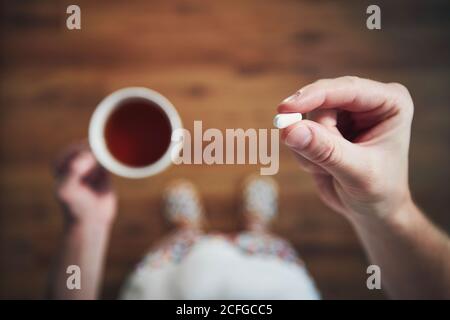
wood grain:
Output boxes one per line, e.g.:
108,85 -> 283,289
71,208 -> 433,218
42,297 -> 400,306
0,0 -> 449,299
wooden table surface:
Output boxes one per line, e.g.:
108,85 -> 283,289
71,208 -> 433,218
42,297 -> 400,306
0,0 -> 449,299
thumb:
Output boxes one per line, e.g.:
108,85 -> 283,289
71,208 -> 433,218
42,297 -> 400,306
282,120 -> 368,186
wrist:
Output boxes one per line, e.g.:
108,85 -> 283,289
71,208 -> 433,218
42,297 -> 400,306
64,216 -> 113,235
349,195 -> 419,234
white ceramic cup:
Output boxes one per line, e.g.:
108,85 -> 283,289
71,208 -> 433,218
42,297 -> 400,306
89,87 -> 182,178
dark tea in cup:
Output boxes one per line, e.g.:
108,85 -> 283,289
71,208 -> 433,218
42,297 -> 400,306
89,87 -> 182,178
104,98 -> 172,167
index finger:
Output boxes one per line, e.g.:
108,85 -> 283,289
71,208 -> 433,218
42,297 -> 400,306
277,76 -> 409,114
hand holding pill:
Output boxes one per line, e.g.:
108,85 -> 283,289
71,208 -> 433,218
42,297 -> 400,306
276,76 -> 414,220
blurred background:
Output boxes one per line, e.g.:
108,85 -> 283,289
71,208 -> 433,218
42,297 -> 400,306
0,0 -> 449,299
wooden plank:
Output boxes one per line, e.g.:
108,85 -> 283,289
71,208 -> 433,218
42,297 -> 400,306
0,0 -> 449,299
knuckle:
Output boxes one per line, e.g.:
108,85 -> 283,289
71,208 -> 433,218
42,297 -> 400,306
389,82 -> 414,116
309,140 -> 340,168
389,82 -> 409,96
340,75 -> 360,85
313,78 -> 331,86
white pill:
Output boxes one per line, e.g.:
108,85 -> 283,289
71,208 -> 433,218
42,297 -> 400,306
273,113 -> 303,129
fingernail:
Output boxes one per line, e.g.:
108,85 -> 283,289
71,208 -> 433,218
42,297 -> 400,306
282,90 -> 302,103
282,95 -> 295,103
284,125 -> 312,150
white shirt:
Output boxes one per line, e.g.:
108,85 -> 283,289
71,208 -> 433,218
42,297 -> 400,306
120,237 -> 320,300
